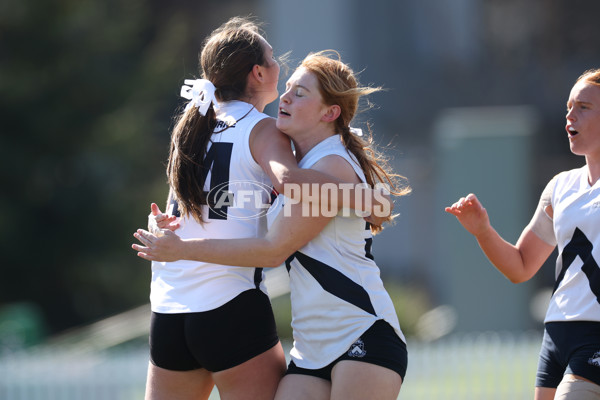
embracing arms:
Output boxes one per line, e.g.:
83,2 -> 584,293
250,118 -> 392,222
133,154 -> 361,267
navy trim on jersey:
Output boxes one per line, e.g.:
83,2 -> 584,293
554,228 -> 600,305
169,198 -> 181,218
285,251 -> 377,316
364,222 -> 374,260
364,238 -> 374,261
254,268 -> 263,289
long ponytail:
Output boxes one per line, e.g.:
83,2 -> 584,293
166,17 -> 267,223
167,106 -> 217,222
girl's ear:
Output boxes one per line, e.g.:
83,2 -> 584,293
321,104 -> 341,122
250,64 -> 264,82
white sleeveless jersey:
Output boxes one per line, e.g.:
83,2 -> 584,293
544,166 -> 600,323
268,135 -> 406,369
150,101 -> 273,313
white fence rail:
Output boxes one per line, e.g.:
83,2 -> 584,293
0,331 -> 542,400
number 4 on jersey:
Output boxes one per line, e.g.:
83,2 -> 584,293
203,142 -> 233,220
167,142 -> 233,220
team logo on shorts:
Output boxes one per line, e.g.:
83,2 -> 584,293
589,351 -> 600,367
348,338 -> 367,358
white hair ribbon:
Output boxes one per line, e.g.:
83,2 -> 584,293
180,79 -> 220,116
349,126 -> 363,137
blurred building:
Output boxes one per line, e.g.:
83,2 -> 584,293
258,0 -> 600,333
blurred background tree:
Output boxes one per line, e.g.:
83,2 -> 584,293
0,0 -> 253,336
3,0 -> 600,344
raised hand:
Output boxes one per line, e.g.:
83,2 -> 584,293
444,193 -> 491,238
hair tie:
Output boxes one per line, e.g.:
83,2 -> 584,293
349,126 -> 363,137
180,79 -> 220,116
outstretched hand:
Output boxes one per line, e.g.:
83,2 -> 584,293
132,228 -> 185,262
444,193 -> 491,237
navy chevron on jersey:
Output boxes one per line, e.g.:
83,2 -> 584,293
545,166 -> 600,323
150,101 -> 273,313
268,135 -> 405,370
